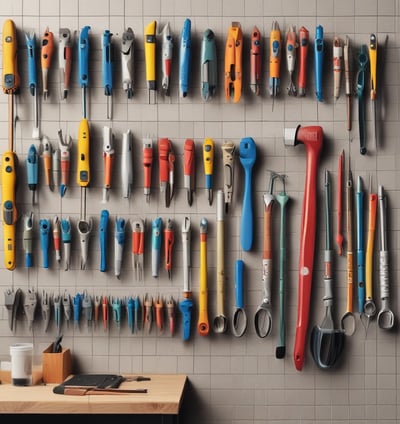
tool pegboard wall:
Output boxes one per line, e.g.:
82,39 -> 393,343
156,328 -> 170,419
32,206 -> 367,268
1,1 -> 400,423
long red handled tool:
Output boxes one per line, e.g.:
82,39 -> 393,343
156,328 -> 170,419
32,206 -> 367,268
284,125 -> 323,371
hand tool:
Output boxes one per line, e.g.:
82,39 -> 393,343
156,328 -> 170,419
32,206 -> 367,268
201,28 -> 217,101
221,141 -> 235,213
377,185 -> 395,330
161,22 -> 173,97
311,170 -> 345,369
164,218 -> 174,279
143,293 -> 153,333
285,25 -> 297,96
82,290 -> 93,330
232,259 -> 247,337
62,290 -> 71,328
53,215 -> 61,264
25,31 -> 40,138
362,176 -> 377,333
99,209 -> 109,272
121,27 -> 134,99
152,217 -> 163,278
144,20 -> 157,104
356,44 -> 369,155
203,138 -> 214,205
41,27 -> 54,100
333,36 -> 343,100
52,144 -> 61,192
336,150 -> 344,256
213,190 -> 228,334
143,136 -> 153,203
102,126 -> 114,202
255,172 -> 282,339
112,297 -> 122,331
269,20 -> 282,109
179,18 -> 192,98
61,217 -> 71,271
197,217 -> 209,336
114,216 -> 126,279
132,218 -> 144,281
184,138 -> 195,206
179,216 -> 193,340
133,295 -> 141,333
73,292 -> 82,329
2,19 -> 20,271
26,144 -> 39,204
79,25 -> 90,118
53,294 -> 62,334
297,26 -> 309,97
102,29 -> 114,119
102,295 -> 109,332
23,212 -> 34,267
344,36 -> 352,132
154,294 -> 164,333
224,22 -> 243,103
239,137 -> 256,251
340,164 -> 356,336
166,296 -> 176,336
121,129 -> 133,198
250,26 -> 261,95
41,135 -> 53,190
314,25 -> 324,102
58,28 -> 72,100
39,218 -> 51,268
356,176 -> 365,316
4,288 -> 22,331
24,287 -> 37,331
58,128 -> 72,197
63,387 -> 148,396
42,289 -> 51,331
369,34 -> 377,149
284,125 -> 323,371
158,138 -> 175,207
78,216 -> 93,270
126,296 -> 135,333
275,175 -> 289,359
94,295 -> 101,328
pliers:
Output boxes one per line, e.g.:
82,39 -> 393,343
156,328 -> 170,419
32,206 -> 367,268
158,138 -> 175,207
131,218 -> 145,281
224,22 -> 243,103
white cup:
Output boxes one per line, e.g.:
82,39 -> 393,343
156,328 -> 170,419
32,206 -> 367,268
10,343 -> 33,386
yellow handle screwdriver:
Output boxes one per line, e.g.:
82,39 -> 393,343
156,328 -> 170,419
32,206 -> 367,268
77,118 -> 90,214
144,21 -> 157,104
2,19 -> 20,270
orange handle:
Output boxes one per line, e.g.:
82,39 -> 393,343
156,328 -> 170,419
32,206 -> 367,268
103,153 -> 113,189
41,28 -> 54,69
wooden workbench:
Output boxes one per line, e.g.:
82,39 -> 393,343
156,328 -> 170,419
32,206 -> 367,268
0,374 -> 187,422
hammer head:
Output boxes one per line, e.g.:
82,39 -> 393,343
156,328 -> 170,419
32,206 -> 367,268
284,125 -> 324,153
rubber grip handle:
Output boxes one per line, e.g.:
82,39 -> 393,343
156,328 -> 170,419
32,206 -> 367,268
240,164 -> 253,251
78,26 -> 91,87
99,210 -> 109,272
235,259 -> 244,309
179,297 -> 193,341
197,233 -> 209,336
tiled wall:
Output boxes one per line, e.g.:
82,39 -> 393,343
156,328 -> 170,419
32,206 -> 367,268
1,0 -> 400,423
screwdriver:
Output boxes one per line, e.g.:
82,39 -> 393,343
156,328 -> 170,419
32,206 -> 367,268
1,19 -> 20,271
203,138 -> 214,205
26,144 -> 39,204
164,218 -> 174,279
179,18 -> 192,98
269,21 -> 281,110
102,30 -> 114,120
41,27 -> 54,100
25,31 -> 40,139
121,27 -> 134,99
143,136 -> 153,203
184,139 -> 195,206
59,28 -> 72,100
79,25 -> 91,118
144,20 -> 157,104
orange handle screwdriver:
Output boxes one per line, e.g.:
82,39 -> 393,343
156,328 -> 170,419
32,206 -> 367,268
41,27 -> 54,99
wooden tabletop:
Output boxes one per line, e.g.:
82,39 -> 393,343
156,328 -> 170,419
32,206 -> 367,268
0,374 -> 187,415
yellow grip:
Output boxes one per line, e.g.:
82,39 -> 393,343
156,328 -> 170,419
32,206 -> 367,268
197,237 -> 209,336
144,21 -> 157,88
203,138 -> 214,176
2,19 -> 20,94
369,35 -> 377,99
77,118 -> 90,187
1,150 -> 18,270
365,193 -> 377,300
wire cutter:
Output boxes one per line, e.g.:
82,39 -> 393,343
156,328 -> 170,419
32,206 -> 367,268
201,28 -> 217,101
250,26 -> 261,95
184,139 -> 195,206
121,27 -> 134,99
114,216 -> 126,279
224,22 -> 242,103
58,129 -> 72,197
158,138 -> 175,207
131,218 -> 144,281
164,218 -> 174,279
59,28 -> 72,100
161,22 -> 173,97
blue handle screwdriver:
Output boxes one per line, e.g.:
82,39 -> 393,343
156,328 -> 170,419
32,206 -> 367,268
179,18 -> 191,98
39,218 -> 51,269
102,29 -> 114,119
26,144 -> 39,204
99,209 -> 109,272
25,31 -> 39,139
314,25 -> 324,102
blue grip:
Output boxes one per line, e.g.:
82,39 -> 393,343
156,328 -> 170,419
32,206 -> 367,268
61,218 -> 71,243
179,18 -> 191,97
73,293 -> 82,323
179,298 -> 193,341
127,297 -> 134,331
102,30 -> 113,95
39,219 -> 51,269
99,210 -> 109,272
25,253 -> 33,268
205,174 -> 212,190
152,217 -> 163,250
25,34 -> 37,95
26,144 -> 38,186
115,217 -> 126,245
235,259 -> 244,309
79,26 -> 91,87
314,25 -> 324,102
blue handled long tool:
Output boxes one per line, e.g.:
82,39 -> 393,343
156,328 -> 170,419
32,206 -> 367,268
102,30 -> 113,119
201,28 -> 217,101
356,176 -> 365,316
25,32 -> 39,139
239,137 -> 256,251
114,216 -> 126,279
26,144 -> 39,204
23,212 -> 34,268
151,217 -> 163,278
179,18 -> 191,98
99,209 -> 109,272
79,25 -> 90,118
356,45 -> 369,155
314,25 -> 324,102
39,218 -> 51,269
61,217 -> 71,271
232,259 -> 247,337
